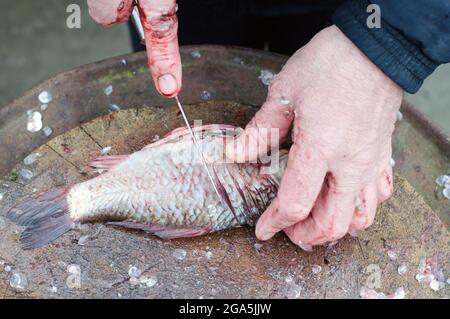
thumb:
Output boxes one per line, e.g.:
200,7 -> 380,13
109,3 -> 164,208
225,93 -> 294,163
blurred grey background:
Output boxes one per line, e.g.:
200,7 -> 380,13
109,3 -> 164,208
1,0 -> 449,134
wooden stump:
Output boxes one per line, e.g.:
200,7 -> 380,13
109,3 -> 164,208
0,101 -> 448,298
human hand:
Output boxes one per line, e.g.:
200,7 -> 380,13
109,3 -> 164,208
88,0 -> 181,97
226,26 -> 403,248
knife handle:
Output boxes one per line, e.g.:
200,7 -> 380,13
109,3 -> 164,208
131,2 -> 145,44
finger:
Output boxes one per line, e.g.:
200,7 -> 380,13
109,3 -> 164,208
377,165 -> 394,202
225,90 -> 294,163
87,0 -> 134,25
139,0 -> 182,97
284,172 -> 358,245
255,139 -> 327,241
349,183 -> 378,233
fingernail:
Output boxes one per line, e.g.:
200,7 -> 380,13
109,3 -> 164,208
157,74 -> 177,96
348,229 -> 359,237
389,158 -> 396,167
257,231 -> 273,241
327,240 -> 338,248
255,225 -> 273,241
297,240 -> 313,252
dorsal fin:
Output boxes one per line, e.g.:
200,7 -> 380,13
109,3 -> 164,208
143,124 -> 240,149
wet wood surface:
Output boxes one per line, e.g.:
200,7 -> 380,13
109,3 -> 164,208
0,102 -> 448,298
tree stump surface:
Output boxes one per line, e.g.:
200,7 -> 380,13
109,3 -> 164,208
0,101 -> 448,299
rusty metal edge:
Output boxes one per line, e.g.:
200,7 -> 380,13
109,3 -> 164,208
0,45 -> 286,110
401,101 -> 450,158
1,44 -> 447,159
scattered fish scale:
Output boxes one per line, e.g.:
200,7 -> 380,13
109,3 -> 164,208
27,111 -> 43,133
389,158 -> 396,167
435,175 -> 449,187
104,85 -> 113,96
435,174 -> 450,200
205,251 -> 213,259
443,188 -> 450,200
139,275 -> 157,287
359,286 -> 405,299
191,50 -> 201,59
200,90 -> 211,101
311,265 -> 322,274
77,235 -> 90,246
258,70 -> 275,86
38,91 -> 52,104
415,256 -> 446,291
128,265 -> 142,278
397,264 -> 408,275
173,248 -> 187,260
109,104 -> 120,112
387,250 -> 397,260
20,168 -> 33,180
9,272 -> 28,291
23,153 -> 41,165
429,279 -> 445,291
43,126 -> 53,137
101,146 -> 112,155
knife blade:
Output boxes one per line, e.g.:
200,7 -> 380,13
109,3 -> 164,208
131,4 -> 145,42
174,96 -> 228,208
129,2 -> 235,218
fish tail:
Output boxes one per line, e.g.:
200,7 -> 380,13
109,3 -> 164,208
8,187 -> 74,250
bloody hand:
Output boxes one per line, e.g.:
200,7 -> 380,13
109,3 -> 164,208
226,26 -> 403,248
88,0 -> 181,97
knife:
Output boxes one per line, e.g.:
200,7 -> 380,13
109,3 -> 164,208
173,96 -> 227,208
131,4 -> 145,43
130,3 -> 233,216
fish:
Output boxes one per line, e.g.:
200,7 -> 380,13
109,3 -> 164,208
8,124 -> 288,249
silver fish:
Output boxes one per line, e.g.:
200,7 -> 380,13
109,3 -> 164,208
8,124 -> 288,249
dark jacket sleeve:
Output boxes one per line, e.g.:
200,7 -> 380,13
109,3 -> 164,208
332,0 -> 450,93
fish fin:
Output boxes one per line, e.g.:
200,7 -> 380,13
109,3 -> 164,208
108,220 -> 211,239
143,124 -> 240,149
152,227 -> 211,240
7,187 -> 75,250
107,221 -> 166,233
88,155 -> 129,172
211,165 -> 240,223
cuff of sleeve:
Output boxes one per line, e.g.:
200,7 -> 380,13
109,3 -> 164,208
332,0 -> 438,93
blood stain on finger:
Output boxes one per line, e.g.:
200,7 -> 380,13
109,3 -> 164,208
355,209 -> 364,217
385,174 -> 391,186
363,216 -> 370,228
